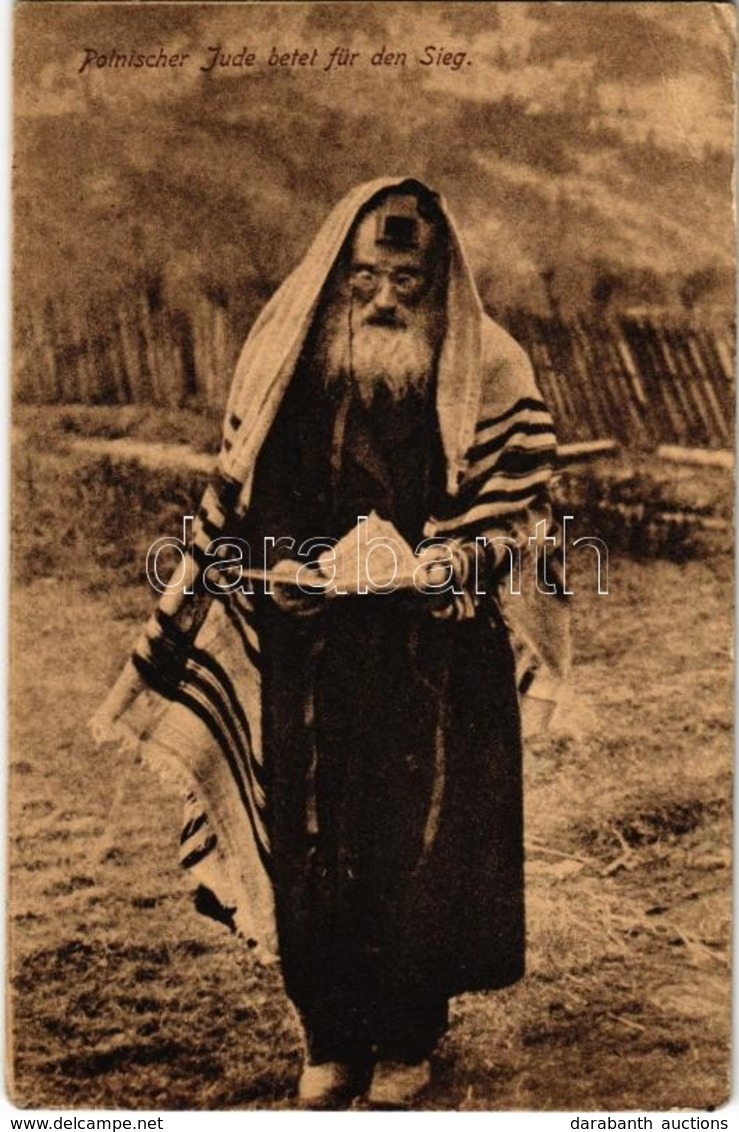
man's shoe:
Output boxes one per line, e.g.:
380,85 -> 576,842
367,1059 -> 432,1108
297,1060 -> 363,1109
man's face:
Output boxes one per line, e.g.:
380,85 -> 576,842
313,205 -> 445,405
347,213 -> 435,329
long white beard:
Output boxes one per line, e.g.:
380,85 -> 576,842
314,299 -> 441,406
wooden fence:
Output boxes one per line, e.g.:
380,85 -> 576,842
13,295 -> 735,448
505,310 -> 734,449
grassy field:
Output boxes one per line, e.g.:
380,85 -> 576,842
8,437 -> 733,1112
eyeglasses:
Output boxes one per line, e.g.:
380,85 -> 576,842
349,266 -> 429,302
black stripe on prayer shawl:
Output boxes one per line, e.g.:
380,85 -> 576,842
518,667 -> 536,696
185,664 -> 266,815
134,656 -> 271,873
453,470 -> 555,517
191,542 -> 208,571
435,459 -> 553,521
199,475 -> 241,524
488,446 -> 558,477
181,832 -> 219,870
468,421 -> 555,465
459,449 -> 556,499
174,681 -> 272,876
436,491 -> 550,542
187,646 -> 266,795
180,810 -> 208,844
197,506 -> 224,544
183,664 -> 257,808
463,480 -> 554,510
475,397 -> 550,433
215,475 -> 242,512
133,651 -> 185,701
193,885 -> 238,934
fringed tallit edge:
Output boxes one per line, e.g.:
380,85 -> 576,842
136,729 -> 280,964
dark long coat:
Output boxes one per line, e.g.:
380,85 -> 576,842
240,367 -> 525,1028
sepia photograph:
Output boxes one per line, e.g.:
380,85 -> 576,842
9,0 -> 735,1116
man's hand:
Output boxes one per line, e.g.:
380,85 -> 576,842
415,540 -> 477,620
270,559 -> 327,617
416,542 -> 461,591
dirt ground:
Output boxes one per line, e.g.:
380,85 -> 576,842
7,428 -> 733,1110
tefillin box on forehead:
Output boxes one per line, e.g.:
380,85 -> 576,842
375,196 -> 422,249
372,194 -> 437,257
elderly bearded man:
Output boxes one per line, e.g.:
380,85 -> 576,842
93,178 -> 565,1110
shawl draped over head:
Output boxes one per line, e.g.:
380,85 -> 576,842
117,177 -> 570,959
